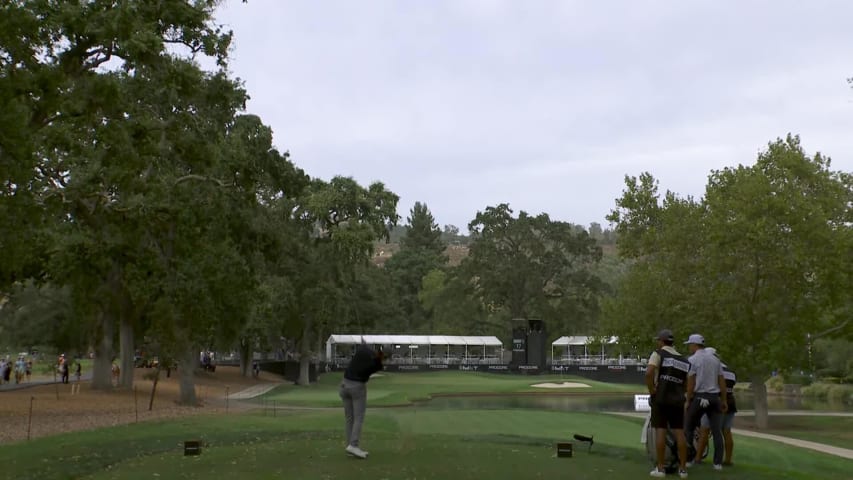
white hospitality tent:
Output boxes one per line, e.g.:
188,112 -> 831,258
551,335 -> 619,364
326,334 -> 504,364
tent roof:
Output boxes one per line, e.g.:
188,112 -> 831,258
552,335 -> 619,346
327,334 -> 503,347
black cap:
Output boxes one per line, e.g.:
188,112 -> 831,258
654,329 -> 674,342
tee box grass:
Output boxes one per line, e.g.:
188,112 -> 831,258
1,371 -> 850,480
2,410 -> 850,480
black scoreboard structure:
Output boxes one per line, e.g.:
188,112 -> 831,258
511,318 -> 547,370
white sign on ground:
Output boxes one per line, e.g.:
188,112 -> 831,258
634,394 -> 651,412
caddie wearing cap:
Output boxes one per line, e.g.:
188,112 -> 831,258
683,334 -> 728,471
645,329 -> 690,478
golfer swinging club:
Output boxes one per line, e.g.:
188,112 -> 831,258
340,339 -> 384,459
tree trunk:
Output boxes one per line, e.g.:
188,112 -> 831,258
178,346 -> 198,406
118,314 -> 135,389
148,366 -> 160,411
238,339 -> 251,377
752,375 -> 769,429
91,311 -> 115,390
297,321 -> 311,386
298,355 -> 310,386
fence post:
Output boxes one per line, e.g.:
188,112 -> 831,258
134,386 -> 139,423
27,396 -> 34,441
225,386 -> 230,414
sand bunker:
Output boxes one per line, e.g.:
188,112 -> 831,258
530,382 -> 591,389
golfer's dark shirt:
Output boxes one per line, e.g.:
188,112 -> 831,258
344,347 -> 382,383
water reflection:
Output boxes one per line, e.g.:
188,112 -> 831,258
422,393 -> 853,413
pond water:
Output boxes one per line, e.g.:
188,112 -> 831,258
421,393 -> 853,413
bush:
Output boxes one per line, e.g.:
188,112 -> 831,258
813,338 -> 853,379
801,383 -> 830,399
765,375 -> 785,393
785,373 -> 814,386
733,382 -> 751,393
800,383 -> 853,404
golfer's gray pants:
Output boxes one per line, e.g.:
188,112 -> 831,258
685,393 -> 724,465
339,378 -> 367,447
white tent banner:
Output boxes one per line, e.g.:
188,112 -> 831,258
326,334 -> 503,363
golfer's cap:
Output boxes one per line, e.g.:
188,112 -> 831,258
684,334 -> 705,345
654,329 -> 674,342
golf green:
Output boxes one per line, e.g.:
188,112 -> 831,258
2,409 -> 850,480
257,371 -> 643,407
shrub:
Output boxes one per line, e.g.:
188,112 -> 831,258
801,383 -> 853,404
765,375 -> 785,393
785,373 -> 813,386
733,382 -> 751,393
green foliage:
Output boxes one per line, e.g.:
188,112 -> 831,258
277,176 -> 399,362
813,338 -> 853,381
0,1 -> 404,392
766,375 -> 786,394
800,383 -> 853,404
605,135 -> 851,385
463,204 -> 604,332
417,268 -> 495,335
400,202 -> 445,255
384,202 -> 447,331
0,282 -> 88,353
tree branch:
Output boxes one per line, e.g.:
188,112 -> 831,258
811,319 -> 850,340
174,174 -> 228,188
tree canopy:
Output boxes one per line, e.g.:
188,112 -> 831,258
463,204 -> 604,332
0,0 -> 398,400
605,134 -> 852,427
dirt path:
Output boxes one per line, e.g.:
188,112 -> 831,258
606,411 -> 853,460
732,428 -> 853,460
0,366 -> 283,444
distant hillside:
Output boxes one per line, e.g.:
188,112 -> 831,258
372,242 -> 469,267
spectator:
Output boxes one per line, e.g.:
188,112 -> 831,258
15,356 -> 26,384
59,354 -> 70,384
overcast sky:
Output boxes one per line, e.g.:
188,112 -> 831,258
214,0 -> 853,232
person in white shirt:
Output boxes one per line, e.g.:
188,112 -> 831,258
683,334 -> 728,470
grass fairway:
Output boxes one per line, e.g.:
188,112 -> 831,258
258,371 -> 643,407
737,415 -> 853,450
1,409 -> 850,480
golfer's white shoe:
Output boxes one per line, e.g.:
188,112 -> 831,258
649,467 -> 665,477
679,469 -> 689,478
713,464 -> 723,471
346,445 -> 368,459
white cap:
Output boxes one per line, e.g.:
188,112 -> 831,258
683,334 -> 705,345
